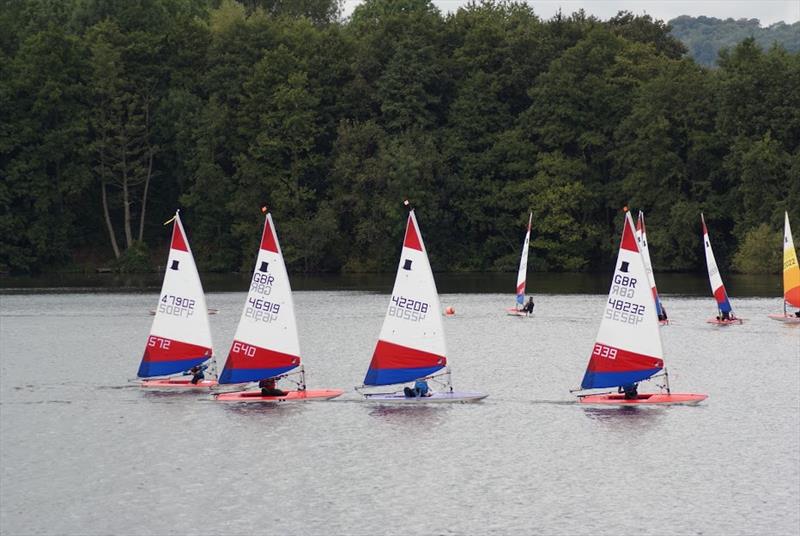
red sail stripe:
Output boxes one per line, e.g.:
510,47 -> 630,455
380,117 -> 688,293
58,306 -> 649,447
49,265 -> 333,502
171,221 -> 188,252
620,216 -> 638,252
260,217 -> 279,253
226,340 -> 300,369
368,340 -> 446,370
142,336 -> 210,362
403,215 -> 422,251
586,344 -> 663,373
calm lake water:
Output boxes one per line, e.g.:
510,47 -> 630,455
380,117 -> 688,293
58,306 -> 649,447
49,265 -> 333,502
1,274 -> 798,535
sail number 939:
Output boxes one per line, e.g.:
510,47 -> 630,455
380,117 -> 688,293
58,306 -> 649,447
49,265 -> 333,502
388,295 -> 428,322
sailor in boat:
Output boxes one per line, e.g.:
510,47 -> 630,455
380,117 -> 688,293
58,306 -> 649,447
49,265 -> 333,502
259,377 -> 288,397
184,364 -> 208,384
618,383 -> 639,400
522,297 -> 535,315
404,379 -> 432,398
717,310 -> 732,321
658,306 -> 668,322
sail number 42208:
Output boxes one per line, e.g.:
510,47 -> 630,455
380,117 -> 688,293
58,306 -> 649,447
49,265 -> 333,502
389,295 -> 428,322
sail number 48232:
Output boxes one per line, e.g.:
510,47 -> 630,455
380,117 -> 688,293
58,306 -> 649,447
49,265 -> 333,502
592,343 -> 617,360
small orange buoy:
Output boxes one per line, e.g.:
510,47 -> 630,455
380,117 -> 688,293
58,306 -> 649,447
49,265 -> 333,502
444,306 -> 455,316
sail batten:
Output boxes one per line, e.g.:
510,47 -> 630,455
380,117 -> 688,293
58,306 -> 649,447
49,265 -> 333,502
364,210 -> 447,386
580,211 -> 664,390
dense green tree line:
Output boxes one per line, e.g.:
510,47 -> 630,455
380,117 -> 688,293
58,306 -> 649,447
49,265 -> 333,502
669,15 -> 800,67
1,0 -> 798,275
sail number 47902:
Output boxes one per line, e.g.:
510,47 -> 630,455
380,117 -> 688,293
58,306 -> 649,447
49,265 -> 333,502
158,294 -> 195,317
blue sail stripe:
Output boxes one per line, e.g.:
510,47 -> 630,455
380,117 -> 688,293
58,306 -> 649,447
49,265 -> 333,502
364,366 -> 445,386
137,357 -> 210,378
581,368 -> 662,390
218,366 -> 297,385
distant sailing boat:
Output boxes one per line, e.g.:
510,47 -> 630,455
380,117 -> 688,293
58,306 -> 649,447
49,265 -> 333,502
215,210 -> 343,402
702,214 -> 743,325
768,211 -> 800,323
575,210 -> 707,405
357,204 -> 487,403
507,212 -> 534,317
139,211 -> 217,389
636,211 -> 668,325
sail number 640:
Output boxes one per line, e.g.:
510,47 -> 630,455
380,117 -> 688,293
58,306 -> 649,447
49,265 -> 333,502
592,343 -> 617,360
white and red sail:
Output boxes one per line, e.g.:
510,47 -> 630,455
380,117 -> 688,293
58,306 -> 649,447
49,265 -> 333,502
363,210 -> 447,386
218,213 -> 301,384
701,214 -> 734,315
635,211 -> 665,319
580,211 -> 664,389
138,212 -> 213,377
515,212 -> 533,305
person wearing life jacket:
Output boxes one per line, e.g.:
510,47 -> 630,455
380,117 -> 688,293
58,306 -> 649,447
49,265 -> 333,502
619,383 -> 638,400
404,379 -> 431,398
185,364 -> 208,384
259,377 -> 287,397
522,297 -> 535,315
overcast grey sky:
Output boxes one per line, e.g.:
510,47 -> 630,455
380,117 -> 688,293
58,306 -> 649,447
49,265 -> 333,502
342,1 -> 800,25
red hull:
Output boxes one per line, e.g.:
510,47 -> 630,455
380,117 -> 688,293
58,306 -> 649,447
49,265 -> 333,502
706,317 -> 743,325
767,313 -> 800,324
140,378 -> 218,389
215,389 -> 344,402
580,392 -> 707,405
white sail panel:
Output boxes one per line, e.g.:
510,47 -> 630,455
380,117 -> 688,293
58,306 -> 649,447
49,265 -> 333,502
149,213 -> 213,351
232,213 -> 300,358
515,212 -> 532,304
377,210 -> 446,358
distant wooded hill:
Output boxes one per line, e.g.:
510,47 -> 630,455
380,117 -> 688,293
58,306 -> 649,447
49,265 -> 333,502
669,15 -> 800,67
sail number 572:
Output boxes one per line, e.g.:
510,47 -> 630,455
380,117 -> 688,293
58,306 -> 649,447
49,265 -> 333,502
592,343 -> 617,360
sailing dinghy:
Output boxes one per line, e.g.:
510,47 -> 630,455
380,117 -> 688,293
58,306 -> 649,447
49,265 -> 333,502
636,211 -> 668,325
215,211 -> 343,402
357,206 -> 487,403
139,211 -> 218,389
575,210 -> 707,405
702,214 -> 743,325
768,212 -> 800,323
507,212 -> 534,316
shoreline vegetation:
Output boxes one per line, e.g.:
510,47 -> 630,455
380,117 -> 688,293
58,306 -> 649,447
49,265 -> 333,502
1,1 -> 798,277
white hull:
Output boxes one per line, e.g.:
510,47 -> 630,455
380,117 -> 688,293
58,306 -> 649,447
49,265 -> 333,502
363,391 -> 488,404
